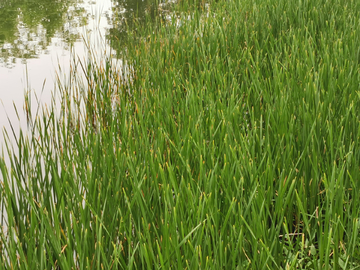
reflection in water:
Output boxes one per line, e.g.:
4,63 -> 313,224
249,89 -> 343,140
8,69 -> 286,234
0,0 -> 105,151
0,0 -> 177,68
0,0 -> 176,148
107,0 -> 176,55
0,0 -> 87,68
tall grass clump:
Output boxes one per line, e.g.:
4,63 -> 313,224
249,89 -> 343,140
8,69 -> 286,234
1,0 -> 360,268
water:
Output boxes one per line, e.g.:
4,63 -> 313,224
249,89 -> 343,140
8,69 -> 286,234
0,0 -> 172,251
0,0 -> 170,149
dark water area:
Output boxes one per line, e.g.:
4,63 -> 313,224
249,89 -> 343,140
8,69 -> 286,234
0,0 -> 175,146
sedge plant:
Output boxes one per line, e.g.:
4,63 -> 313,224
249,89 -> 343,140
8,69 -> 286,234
1,0 -> 360,268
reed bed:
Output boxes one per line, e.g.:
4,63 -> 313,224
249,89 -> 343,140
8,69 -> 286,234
1,0 -> 360,268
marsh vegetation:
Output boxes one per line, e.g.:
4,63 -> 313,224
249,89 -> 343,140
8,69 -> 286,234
1,0 -> 360,268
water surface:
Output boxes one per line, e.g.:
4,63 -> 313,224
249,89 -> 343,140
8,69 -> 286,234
0,0 -> 169,147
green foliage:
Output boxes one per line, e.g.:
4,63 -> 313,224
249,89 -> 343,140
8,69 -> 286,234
1,0 -> 360,268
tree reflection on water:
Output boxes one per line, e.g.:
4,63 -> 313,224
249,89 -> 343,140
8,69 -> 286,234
0,0 -> 87,68
0,0 -> 176,68
106,0 -> 175,56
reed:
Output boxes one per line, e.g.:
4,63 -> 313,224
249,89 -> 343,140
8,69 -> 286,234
1,0 -> 360,268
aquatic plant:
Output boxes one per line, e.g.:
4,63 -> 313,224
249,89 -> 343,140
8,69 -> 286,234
1,0 -> 360,268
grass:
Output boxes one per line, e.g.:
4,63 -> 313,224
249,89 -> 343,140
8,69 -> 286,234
1,0 -> 360,268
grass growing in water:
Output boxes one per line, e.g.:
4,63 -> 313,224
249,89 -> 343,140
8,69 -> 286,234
1,0 -> 360,268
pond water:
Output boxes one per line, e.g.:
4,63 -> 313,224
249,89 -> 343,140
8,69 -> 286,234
0,0 -> 171,148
